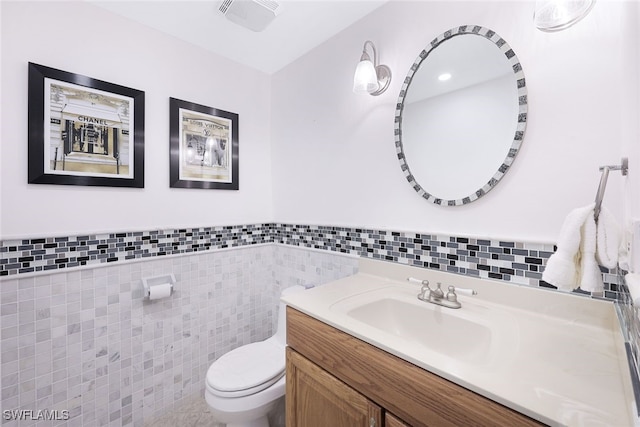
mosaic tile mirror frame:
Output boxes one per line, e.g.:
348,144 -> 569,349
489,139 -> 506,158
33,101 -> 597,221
394,25 -> 528,206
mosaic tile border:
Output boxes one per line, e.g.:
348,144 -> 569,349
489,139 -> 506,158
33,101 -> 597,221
272,224 -> 621,300
0,222 -> 622,300
0,224 -> 275,276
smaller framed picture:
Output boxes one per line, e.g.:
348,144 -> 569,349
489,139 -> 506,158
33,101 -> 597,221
169,98 -> 239,190
28,62 -> 145,187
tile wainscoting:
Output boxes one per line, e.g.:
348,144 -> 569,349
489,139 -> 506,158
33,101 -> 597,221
1,223 -> 631,426
0,244 -> 358,426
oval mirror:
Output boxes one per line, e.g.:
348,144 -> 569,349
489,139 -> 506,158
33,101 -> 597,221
395,25 -> 527,206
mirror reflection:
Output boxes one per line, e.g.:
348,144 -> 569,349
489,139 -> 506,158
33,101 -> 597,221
396,26 -> 527,206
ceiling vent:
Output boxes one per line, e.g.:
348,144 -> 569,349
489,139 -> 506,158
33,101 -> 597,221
218,0 -> 281,32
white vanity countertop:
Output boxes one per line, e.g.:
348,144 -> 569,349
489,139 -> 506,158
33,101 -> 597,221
281,259 -> 637,427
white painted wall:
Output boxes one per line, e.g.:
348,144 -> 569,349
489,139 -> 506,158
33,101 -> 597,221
2,1 -> 638,246
271,0 -> 638,243
631,0 -> 640,221
0,1 -> 273,239
626,0 -> 640,272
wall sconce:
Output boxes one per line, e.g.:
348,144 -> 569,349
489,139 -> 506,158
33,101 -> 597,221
353,40 -> 391,96
534,0 -> 596,32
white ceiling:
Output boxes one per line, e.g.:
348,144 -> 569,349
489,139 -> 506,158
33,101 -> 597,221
90,0 -> 389,74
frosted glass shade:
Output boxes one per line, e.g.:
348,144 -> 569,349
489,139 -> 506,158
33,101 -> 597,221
534,0 -> 596,32
353,60 -> 379,94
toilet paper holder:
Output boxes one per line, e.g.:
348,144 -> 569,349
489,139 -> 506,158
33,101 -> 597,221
141,273 -> 176,300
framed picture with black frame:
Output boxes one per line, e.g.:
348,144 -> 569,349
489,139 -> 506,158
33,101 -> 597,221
169,97 -> 239,190
28,62 -> 145,188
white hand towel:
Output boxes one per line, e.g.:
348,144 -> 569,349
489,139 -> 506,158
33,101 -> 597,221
578,210 -> 603,293
626,273 -> 640,305
595,206 -> 622,269
542,203 -> 596,291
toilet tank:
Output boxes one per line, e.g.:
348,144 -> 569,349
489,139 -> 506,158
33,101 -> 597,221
274,285 -> 306,345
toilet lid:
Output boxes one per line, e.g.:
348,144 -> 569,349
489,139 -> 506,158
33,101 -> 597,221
206,339 -> 285,397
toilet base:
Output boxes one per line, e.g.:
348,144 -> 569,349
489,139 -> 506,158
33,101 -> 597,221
205,383 -> 285,427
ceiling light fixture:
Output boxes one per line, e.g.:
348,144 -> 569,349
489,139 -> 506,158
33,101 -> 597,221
353,41 -> 391,96
534,0 -> 596,32
438,73 -> 452,82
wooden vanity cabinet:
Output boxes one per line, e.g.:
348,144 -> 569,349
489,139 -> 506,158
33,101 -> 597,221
385,413 -> 411,427
285,307 -> 544,427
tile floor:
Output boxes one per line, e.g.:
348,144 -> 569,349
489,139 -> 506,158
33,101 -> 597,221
143,393 -> 286,427
143,395 -> 223,427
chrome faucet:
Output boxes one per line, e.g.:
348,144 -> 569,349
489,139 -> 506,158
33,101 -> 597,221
409,277 -> 477,309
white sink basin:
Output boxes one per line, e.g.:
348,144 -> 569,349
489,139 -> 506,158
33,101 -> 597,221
345,296 -> 492,361
329,285 -> 516,366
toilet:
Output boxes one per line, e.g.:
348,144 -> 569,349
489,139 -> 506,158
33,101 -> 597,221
205,285 -> 305,427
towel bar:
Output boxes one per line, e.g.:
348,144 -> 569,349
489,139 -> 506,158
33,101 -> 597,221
594,157 -> 628,221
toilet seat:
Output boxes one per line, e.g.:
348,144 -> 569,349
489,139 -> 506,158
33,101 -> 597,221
206,338 -> 285,398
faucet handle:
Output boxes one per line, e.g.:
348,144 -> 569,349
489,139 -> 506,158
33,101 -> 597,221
417,281 -> 431,300
446,285 -> 477,302
408,277 -> 429,286
454,287 -> 477,296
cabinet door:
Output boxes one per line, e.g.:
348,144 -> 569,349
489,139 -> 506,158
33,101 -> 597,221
286,347 -> 382,427
386,413 -> 411,427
